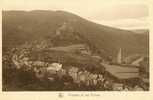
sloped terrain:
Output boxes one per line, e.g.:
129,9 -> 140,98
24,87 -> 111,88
2,10 -> 149,57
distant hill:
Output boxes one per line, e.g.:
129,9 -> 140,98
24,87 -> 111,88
2,10 -> 149,57
131,29 -> 149,34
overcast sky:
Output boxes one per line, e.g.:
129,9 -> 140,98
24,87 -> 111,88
1,0 -> 149,29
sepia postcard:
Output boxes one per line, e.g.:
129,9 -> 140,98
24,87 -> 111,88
0,0 -> 153,100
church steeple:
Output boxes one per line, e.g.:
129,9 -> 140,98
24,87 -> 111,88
117,48 -> 122,64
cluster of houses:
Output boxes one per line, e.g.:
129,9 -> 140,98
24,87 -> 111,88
11,48 -> 106,89
8,46 -> 147,91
